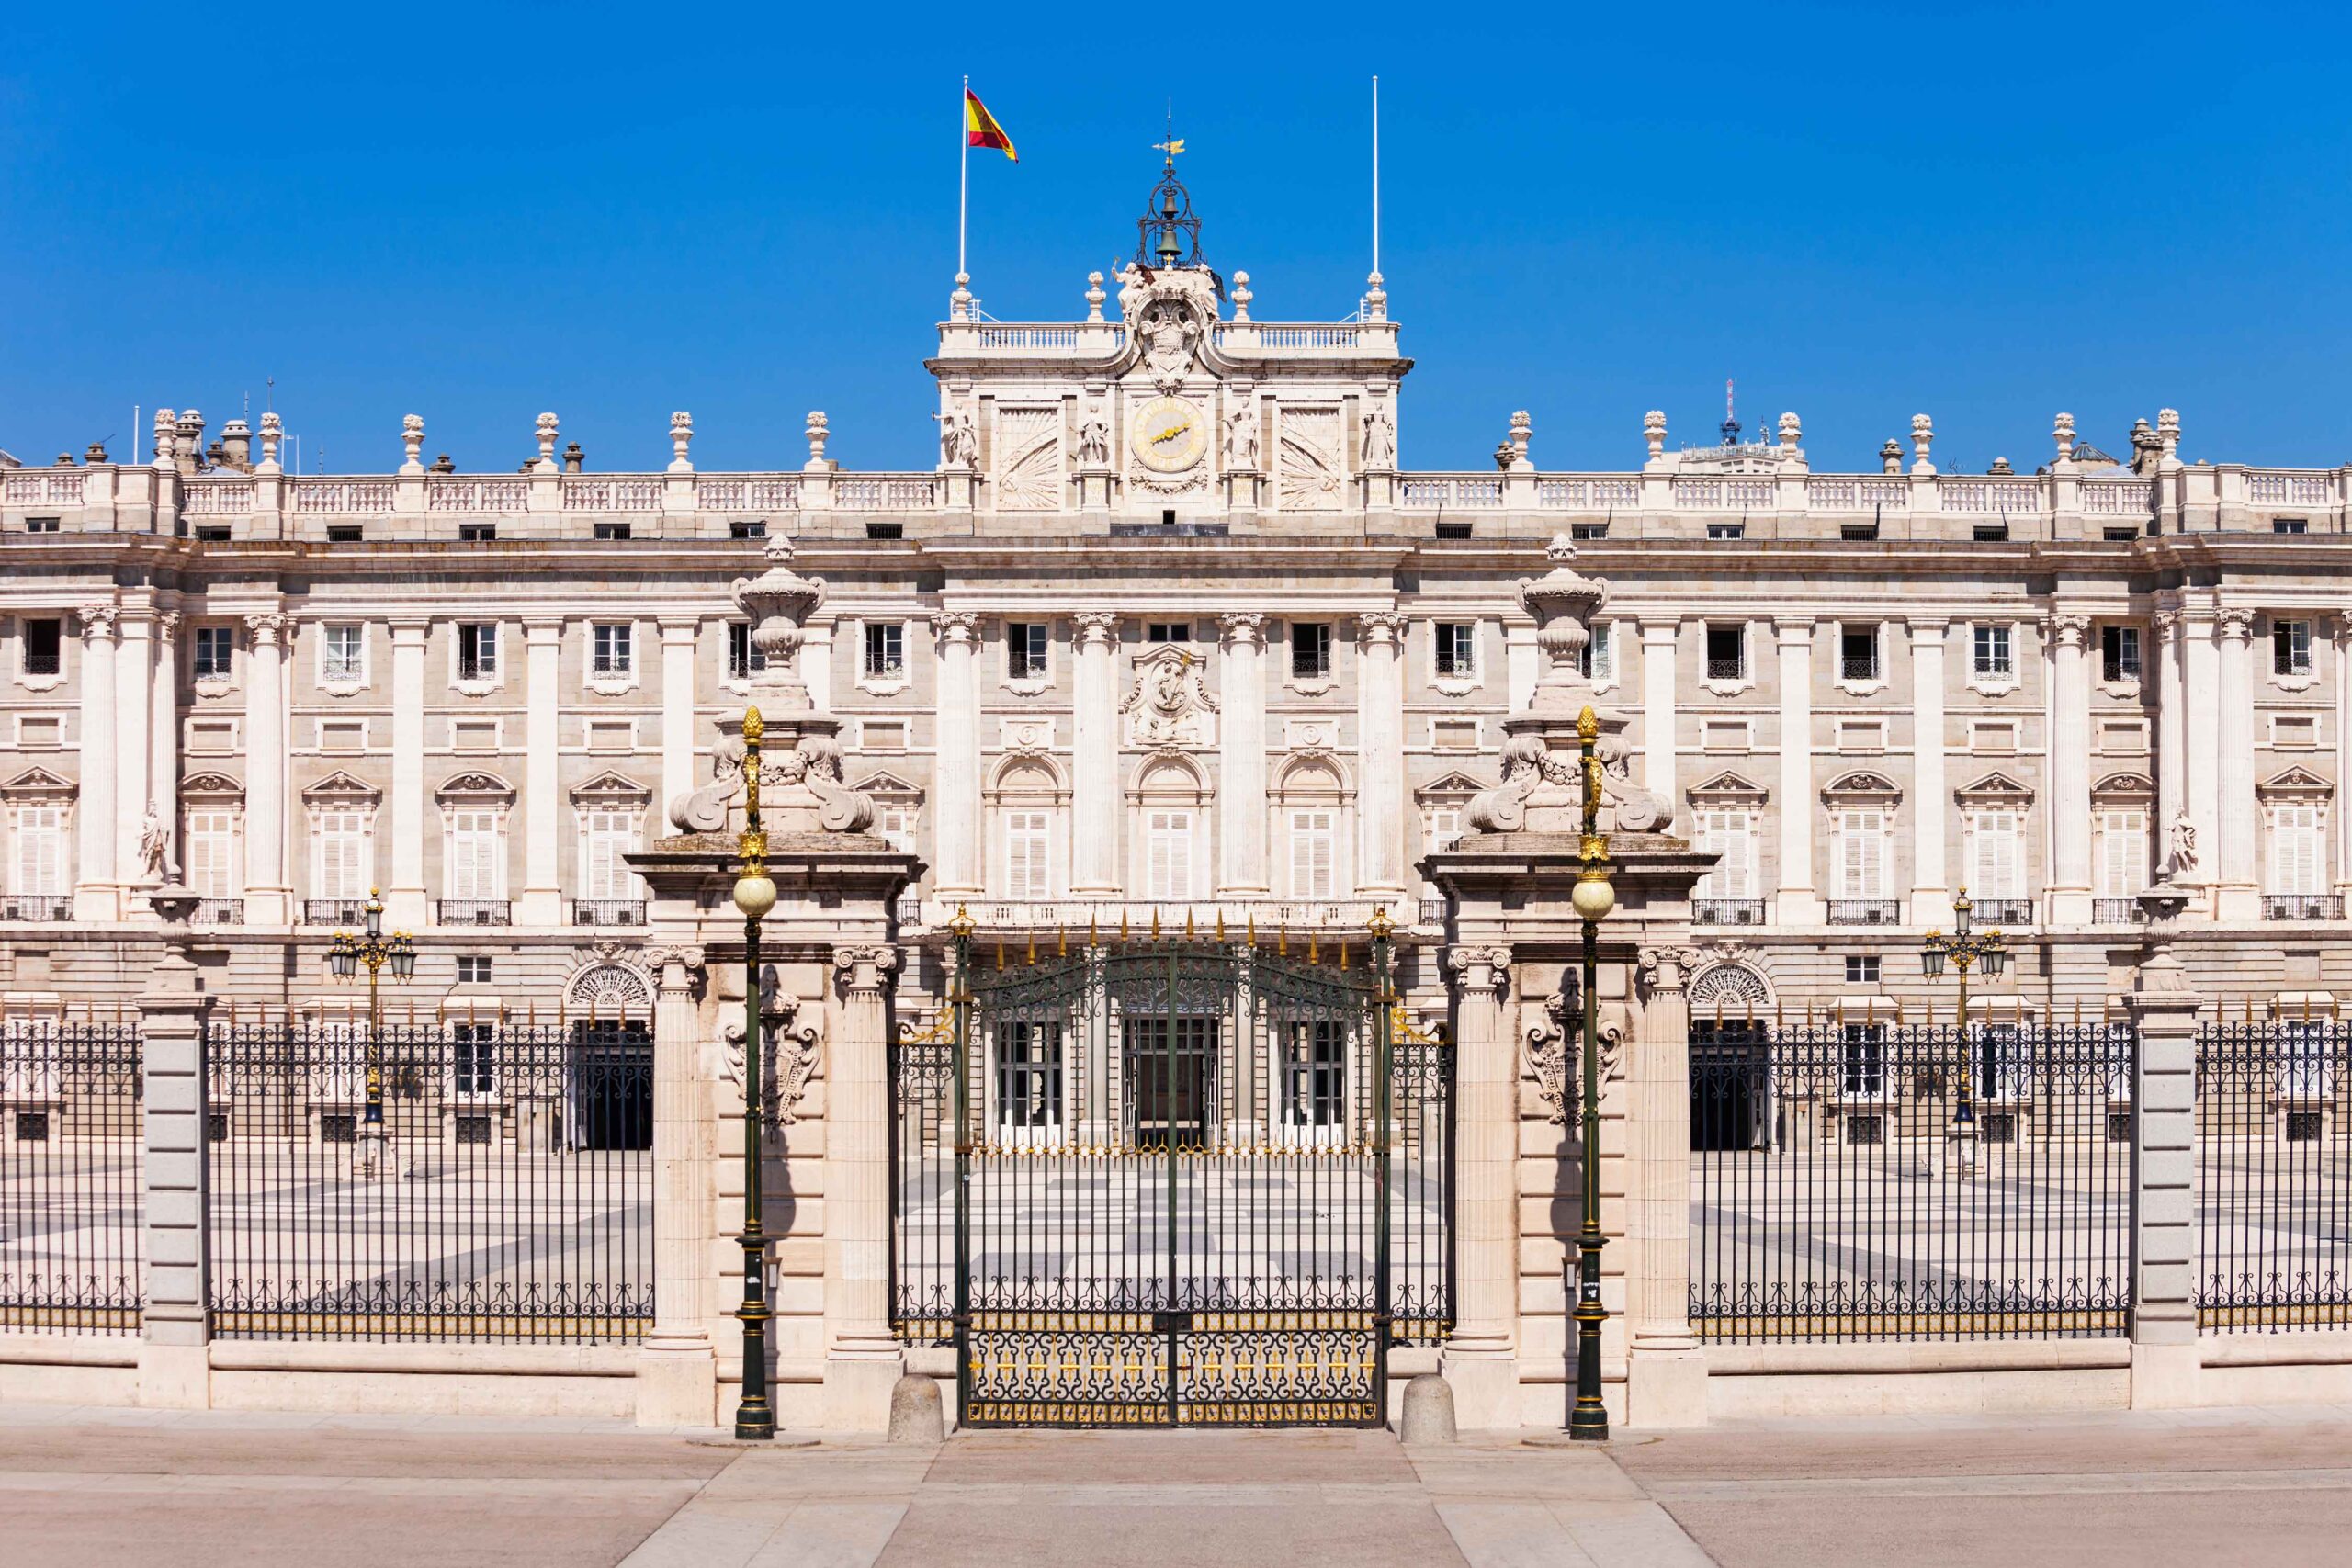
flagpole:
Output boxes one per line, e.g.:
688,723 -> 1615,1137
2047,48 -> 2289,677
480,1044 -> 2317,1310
957,73 -> 969,293
1372,74 -> 1381,280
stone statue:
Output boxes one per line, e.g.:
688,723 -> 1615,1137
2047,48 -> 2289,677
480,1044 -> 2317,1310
1224,405 -> 1260,471
136,802 -> 175,882
937,407 -> 978,470
2165,813 -> 2199,876
1362,400 -> 1396,469
1078,408 -> 1111,468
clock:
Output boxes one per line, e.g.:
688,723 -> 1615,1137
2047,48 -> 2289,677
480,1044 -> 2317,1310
1130,395 -> 1206,474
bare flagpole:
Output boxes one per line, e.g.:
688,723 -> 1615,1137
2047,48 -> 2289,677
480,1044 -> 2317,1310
1372,74 -> 1381,280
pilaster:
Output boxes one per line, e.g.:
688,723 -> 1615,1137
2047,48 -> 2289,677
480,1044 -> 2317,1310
1908,619 -> 1950,922
1640,621 -> 1679,825
1773,618 -> 1820,924
115,608 -> 155,907
74,604 -> 120,919
149,611 -> 182,887
2182,609 -> 2222,913
1355,610 -> 1408,898
2047,614 -> 2095,924
242,614 -> 292,925
387,617 -> 431,929
2213,608 -> 2259,920
1625,945 -> 1705,1427
2154,609 -> 2191,897
1217,613 -> 1269,896
658,619 -> 699,845
1440,943 -> 1518,1429
823,943 -> 906,1431
929,613 -> 982,897
519,617 -> 564,926
2336,614 -> 2352,894
637,942 -> 717,1426
1069,611 -> 1122,897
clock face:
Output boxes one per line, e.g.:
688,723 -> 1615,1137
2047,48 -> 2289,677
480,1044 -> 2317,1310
1130,396 -> 1207,474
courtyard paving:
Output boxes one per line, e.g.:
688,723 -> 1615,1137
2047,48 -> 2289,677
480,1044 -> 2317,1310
0,1400 -> 2346,1566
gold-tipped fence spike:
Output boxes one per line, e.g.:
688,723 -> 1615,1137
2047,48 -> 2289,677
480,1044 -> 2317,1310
1184,908 -> 1195,940
995,937 -> 1006,971
1246,911 -> 1257,948
1057,924 -> 1068,960
1278,926 -> 1288,958
1307,932 -> 1319,964
1151,908 -> 1162,940
1024,930 -> 1036,966
1215,908 -> 1226,942
1339,941 -> 1349,972
1119,908 -> 1129,945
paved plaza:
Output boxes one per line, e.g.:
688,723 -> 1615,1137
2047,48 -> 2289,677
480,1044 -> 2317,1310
1,1401 -> 2347,1567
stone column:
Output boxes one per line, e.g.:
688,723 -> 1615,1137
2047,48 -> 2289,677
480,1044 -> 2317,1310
2154,611 -> 2189,886
387,618 -> 430,929
1908,619 -> 1951,922
2336,613 -> 2352,895
1356,610 -> 1408,898
659,619 -> 699,843
74,605 -> 120,920
2125,923 -> 2205,1407
1217,613 -> 1269,896
518,617 -> 564,925
1773,619 -> 1820,923
150,612 -> 181,883
137,909 -> 210,1408
2213,609 -> 2259,919
2048,615 -> 2096,924
1625,945 -> 1706,1427
824,943 -> 907,1431
243,615 -> 291,925
1641,620 -> 1679,822
115,609 -> 154,899
2183,611 -> 2222,911
637,943 -> 716,1426
1441,943 -> 1519,1428
930,613 -> 982,897
1069,611 -> 1122,897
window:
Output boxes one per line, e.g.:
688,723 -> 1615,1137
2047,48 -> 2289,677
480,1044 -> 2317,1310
9,805 -> 67,896
25,516 -> 60,535
1706,521 -> 1745,541
1433,622 -> 1476,679
322,624 -> 365,683
451,1023 -> 496,1097
1570,522 -> 1609,541
458,523 -> 497,543
1425,806 -> 1464,856
863,623 -> 904,680
2098,808 -> 2148,898
729,519 -> 767,540
1972,624 -> 2013,680
2271,804 -> 2324,897
23,618 -> 62,677
2101,625 -> 2141,683
2103,525 -> 2141,542
592,522 -> 632,541
445,808 -> 503,899
189,626 -> 233,680
580,807 -> 639,901
1006,622 -> 1048,682
1145,809 -> 1193,899
1704,623 -> 1745,682
727,623 -> 767,681
2280,1019 -> 2332,1100
325,524 -> 363,544
1289,808 -> 1337,898
1291,622 -> 1332,681
1281,1021 -> 1346,1133
1845,955 -> 1882,985
875,802 -> 916,855
1577,624 -> 1613,683
1004,809 -> 1050,898
591,622 -> 633,676
1839,625 -> 1880,682
1841,521 -> 1880,542
995,1021 -> 1062,1139
2274,517 -> 2309,535
313,808 -> 369,897
865,521 -> 903,541
1967,809 -> 2023,899
1973,521 -> 2009,543
457,623 -> 497,682
2274,619 -> 2312,678
1835,809 -> 1888,898
1433,520 -> 1474,540
456,955 -> 493,985
1147,622 -> 1191,644
1692,810 -> 1757,899
1840,1023 -> 1887,1099
184,808 -> 239,897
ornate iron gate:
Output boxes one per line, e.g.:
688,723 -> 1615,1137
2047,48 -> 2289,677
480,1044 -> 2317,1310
942,929 -> 1402,1427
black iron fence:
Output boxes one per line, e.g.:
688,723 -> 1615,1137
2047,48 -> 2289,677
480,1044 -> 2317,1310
1690,1021 -> 2134,1341
2197,1019 -> 2351,1332
203,1020 -> 652,1343
0,1019 -> 144,1334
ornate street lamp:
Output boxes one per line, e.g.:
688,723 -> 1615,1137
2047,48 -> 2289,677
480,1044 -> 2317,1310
1920,887 -> 2008,1172
1567,706 -> 1616,1441
326,889 -> 415,1179
730,706 -> 779,1441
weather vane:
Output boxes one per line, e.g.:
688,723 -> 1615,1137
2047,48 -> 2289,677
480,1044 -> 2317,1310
1154,100 -> 1184,163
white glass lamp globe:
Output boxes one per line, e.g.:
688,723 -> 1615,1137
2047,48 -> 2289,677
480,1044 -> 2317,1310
732,872 -> 778,919
1570,874 -> 1615,922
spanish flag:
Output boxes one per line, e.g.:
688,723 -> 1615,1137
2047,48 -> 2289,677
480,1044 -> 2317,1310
965,88 -> 1017,163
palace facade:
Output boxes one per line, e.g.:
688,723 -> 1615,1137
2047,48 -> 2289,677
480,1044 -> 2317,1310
3,168 -> 2348,1029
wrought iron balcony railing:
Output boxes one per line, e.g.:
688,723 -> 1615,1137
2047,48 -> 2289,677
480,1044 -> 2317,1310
1973,898 -> 2033,926
1826,898 -> 1903,926
1693,897 -> 1768,926
895,893 -> 922,927
2092,898 -> 2147,925
1418,897 -> 1447,928
913,897 -> 1402,936
2263,894 -> 2346,921
572,899 -> 646,927
1704,657 -> 1747,682
437,899 -> 513,927
192,898 -> 244,927
0,895 -> 72,922
303,898 -> 368,926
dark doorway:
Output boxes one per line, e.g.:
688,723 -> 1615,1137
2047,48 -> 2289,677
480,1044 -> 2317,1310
1123,1014 -> 1216,1149
1690,1020 -> 1769,1151
567,1019 -> 651,1150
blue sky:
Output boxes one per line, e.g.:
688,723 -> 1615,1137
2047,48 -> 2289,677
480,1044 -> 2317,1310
5,3 -> 2347,477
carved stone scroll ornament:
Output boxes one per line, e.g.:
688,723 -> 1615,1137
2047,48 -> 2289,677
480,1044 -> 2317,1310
723,976 -> 822,1126
667,728 -> 875,836
1444,944 -> 1512,998
1524,987 -> 1625,1125
1464,732 -> 1556,834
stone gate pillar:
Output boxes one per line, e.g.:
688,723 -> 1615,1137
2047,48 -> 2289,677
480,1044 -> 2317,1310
2126,884 -> 2204,1407
137,885 -> 209,1408
1441,943 -> 1519,1428
636,942 -> 715,1426
1626,944 -> 1706,1426
823,942 -> 906,1430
